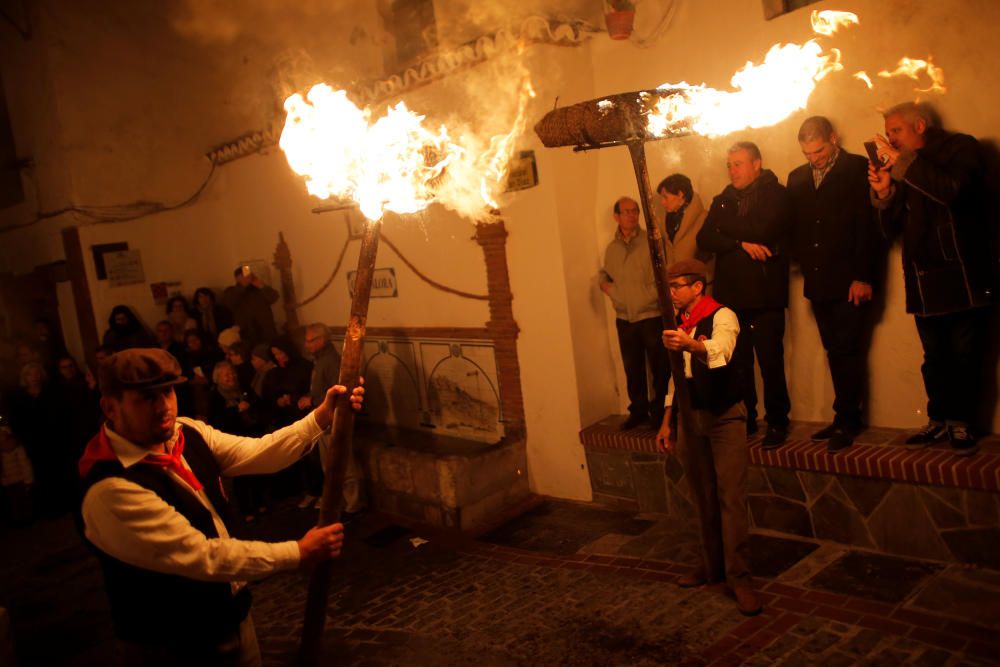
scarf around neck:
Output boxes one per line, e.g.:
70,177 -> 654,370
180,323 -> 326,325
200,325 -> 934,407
678,295 -> 722,335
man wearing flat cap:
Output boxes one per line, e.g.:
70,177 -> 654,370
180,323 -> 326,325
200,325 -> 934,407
656,259 -> 760,617
78,348 -> 363,665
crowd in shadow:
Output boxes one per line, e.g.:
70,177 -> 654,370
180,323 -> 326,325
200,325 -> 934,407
0,272 -> 340,528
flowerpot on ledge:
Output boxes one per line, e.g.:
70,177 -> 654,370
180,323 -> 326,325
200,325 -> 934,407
605,10 -> 635,40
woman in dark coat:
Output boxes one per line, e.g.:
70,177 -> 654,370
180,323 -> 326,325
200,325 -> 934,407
7,362 -> 73,516
53,355 -> 102,459
193,287 -> 235,341
101,305 -> 154,351
208,360 -> 269,522
179,330 -> 224,420
263,337 -> 313,429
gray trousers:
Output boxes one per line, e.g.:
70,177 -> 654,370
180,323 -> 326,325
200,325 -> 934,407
317,430 -> 366,513
676,401 -> 751,584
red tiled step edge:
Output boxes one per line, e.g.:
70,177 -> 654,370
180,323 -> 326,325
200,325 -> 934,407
579,420 -> 1000,492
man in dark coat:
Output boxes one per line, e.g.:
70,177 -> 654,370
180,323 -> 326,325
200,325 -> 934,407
869,102 -> 997,455
697,142 -> 792,448
788,116 -> 877,453
222,267 -> 280,348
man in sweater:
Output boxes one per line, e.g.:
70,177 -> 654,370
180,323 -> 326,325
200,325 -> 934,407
79,348 -> 363,665
697,142 -> 792,448
656,258 -> 759,617
600,196 -> 669,430
788,116 -> 877,453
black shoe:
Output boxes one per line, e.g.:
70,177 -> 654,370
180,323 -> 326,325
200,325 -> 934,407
811,423 -> 839,441
746,420 -> 760,439
649,412 -> 665,429
948,424 -> 979,456
761,426 -> 787,449
826,430 -> 854,453
904,421 -> 947,447
620,413 -> 645,431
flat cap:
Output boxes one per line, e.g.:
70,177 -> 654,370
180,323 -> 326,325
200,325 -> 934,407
98,348 -> 187,394
666,258 -> 708,280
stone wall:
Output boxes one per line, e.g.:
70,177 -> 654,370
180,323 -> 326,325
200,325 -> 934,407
581,419 -> 1000,569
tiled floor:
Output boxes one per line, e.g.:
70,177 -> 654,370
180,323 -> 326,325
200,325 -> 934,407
2,497 -> 999,665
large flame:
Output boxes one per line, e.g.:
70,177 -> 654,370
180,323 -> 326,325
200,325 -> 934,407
878,57 -> 946,94
479,80 -> 535,209
648,41 -> 843,138
280,82 -> 533,221
646,11 -> 854,138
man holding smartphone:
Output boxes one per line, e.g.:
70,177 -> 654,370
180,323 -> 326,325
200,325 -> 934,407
787,116 -> 877,453
869,102 -> 996,455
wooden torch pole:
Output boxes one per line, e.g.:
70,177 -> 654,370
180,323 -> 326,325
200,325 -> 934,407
625,140 -> 695,433
298,216 -> 382,666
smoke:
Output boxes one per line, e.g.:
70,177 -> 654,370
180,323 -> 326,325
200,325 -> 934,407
169,0 -> 332,45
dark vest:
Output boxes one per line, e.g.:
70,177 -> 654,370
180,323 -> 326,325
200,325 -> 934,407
686,307 -> 745,413
80,426 -> 251,645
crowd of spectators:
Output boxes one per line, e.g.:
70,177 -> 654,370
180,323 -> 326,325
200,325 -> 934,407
0,272 -> 340,526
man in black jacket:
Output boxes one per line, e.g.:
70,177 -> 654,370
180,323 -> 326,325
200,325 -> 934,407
788,117 -> 877,453
698,142 -> 792,448
870,102 -> 996,455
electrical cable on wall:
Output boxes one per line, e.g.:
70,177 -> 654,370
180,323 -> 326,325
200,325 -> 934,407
291,229 -> 489,308
0,161 -> 217,234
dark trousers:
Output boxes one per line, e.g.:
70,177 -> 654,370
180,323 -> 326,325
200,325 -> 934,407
914,308 -> 990,426
732,308 -> 790,428
615,316 -> 669,420
676,402 -> 750,584
812,299 -> 870,431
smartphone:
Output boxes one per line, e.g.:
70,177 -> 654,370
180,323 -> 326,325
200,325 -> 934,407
193,366 -> 205,378
241,265 -> 251,277
864,141 -> 884,167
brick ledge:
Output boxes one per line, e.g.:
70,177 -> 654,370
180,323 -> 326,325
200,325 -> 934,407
580,417 -> 1000,492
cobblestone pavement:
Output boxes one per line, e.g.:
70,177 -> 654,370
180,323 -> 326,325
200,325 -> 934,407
2,499 -> 999,666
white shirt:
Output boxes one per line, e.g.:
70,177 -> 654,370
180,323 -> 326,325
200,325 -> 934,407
666,305 -> 740,405
81,413 -> 325,589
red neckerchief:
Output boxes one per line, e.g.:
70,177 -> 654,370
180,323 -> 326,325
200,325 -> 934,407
678,295 -> 722,335
79,424 -> 203,491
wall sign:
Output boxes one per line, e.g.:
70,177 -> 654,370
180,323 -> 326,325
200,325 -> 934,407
347,267 -> 398,298
505,150 -> 538,192
91,242 -> 129,280
105,249 -> 145,287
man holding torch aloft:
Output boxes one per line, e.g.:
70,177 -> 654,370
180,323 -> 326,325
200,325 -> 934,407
78,348 -> 363,665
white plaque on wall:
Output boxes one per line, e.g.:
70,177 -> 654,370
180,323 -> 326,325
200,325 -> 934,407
106,249 -> 145,287
347,268 -> 397,298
